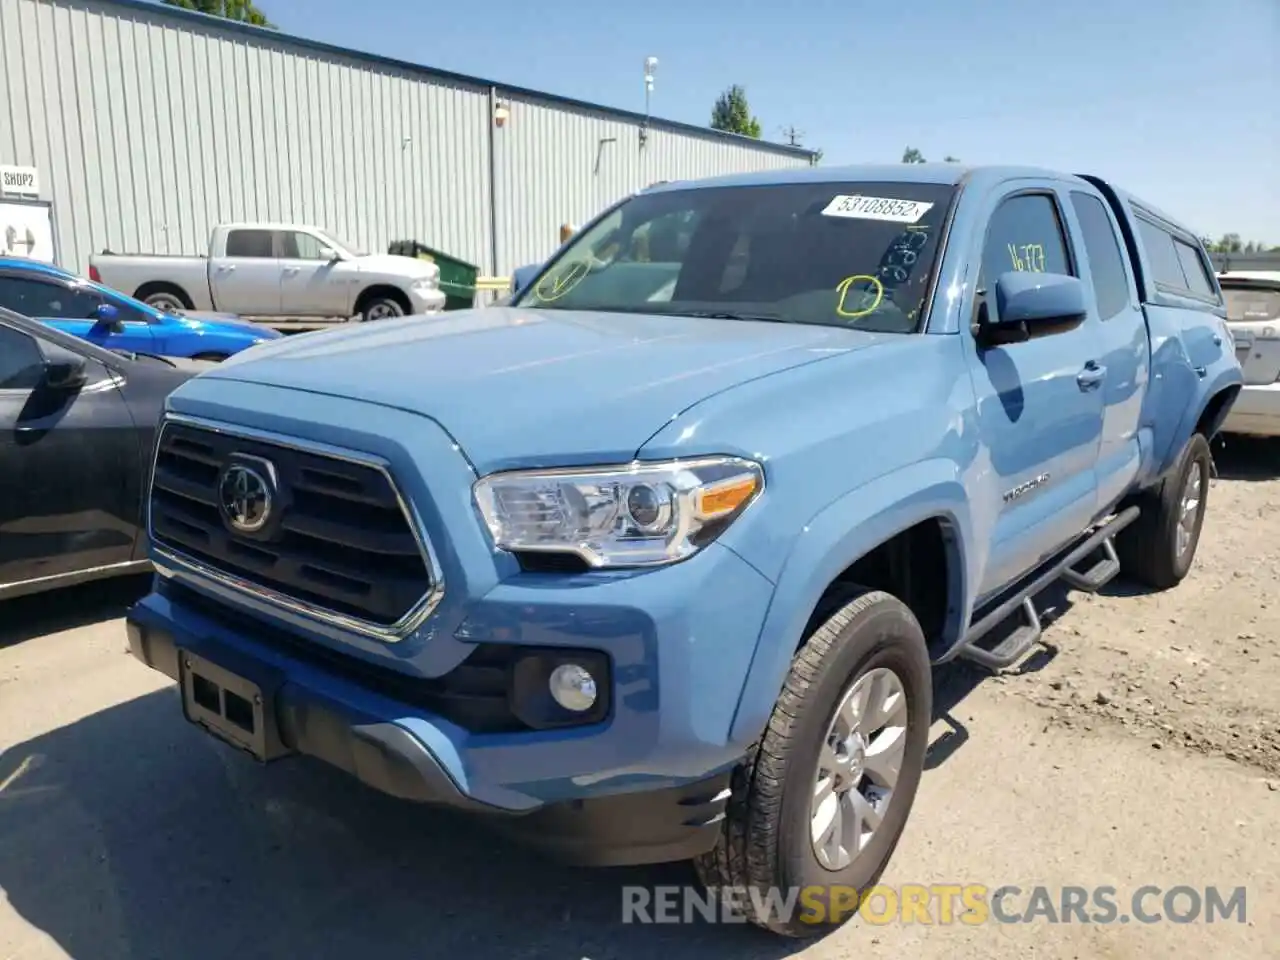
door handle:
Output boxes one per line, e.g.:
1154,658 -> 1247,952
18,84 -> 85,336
283,267 -> 299,276
1076,360 -> 1106,390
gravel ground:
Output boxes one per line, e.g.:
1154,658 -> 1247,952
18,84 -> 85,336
1,438 -> 1277,959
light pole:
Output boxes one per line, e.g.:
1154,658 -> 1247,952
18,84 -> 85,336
640,56 -> 658,147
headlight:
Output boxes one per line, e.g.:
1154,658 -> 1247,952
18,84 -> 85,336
473,456 -> 764,568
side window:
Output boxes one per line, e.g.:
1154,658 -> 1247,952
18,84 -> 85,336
1173,238 -> 1216,299
0,323 -> 45,390
1069,191 -> 1132,320
981,194 -> 1074,293
280,231 -> 326,260
224,229 -> 274,258
0,276 -> 101,318
110,298 -> 155,324
1135,218 -> 1187,290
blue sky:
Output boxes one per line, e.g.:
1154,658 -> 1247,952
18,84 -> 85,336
261,0 -> 1277,244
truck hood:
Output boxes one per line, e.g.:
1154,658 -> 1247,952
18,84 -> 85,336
195,307 -> 888,473
354,253 -> 440,283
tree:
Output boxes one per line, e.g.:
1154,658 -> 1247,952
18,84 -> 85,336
162,0 -> 275,27
710,85 -> 762,139
902,147 -> 960,163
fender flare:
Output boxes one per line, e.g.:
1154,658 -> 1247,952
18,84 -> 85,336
1161,366 -> 1243,476
726,458 -> 973,746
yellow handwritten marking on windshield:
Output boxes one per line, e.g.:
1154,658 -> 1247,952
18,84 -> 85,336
836,274 -> 885,319
533,260 -> 590,302
1007,243 -> 1047,273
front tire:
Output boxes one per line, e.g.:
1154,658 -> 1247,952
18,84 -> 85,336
1116,432 -> 1211,589
695,587 -> 932,938
359,295 -> 406,322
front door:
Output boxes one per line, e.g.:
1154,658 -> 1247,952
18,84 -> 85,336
0,320 -> 142,588
963,186 -> 1106,599
277,229 -> 349,316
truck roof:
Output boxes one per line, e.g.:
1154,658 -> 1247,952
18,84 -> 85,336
644,163 -> 1076,193
214,222 -> 328,233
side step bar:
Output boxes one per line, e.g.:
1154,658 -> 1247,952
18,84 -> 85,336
956,506 -> 1140,671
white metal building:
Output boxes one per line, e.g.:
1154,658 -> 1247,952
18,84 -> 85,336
0,0 -> 814,282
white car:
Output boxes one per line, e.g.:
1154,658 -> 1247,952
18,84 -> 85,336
1219,270 -> 1280,437
89,223 -> 446,322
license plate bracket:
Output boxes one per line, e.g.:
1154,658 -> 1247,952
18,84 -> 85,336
179,650 -> 289,762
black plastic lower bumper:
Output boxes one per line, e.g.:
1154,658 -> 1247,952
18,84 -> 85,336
125,611 -> 733,867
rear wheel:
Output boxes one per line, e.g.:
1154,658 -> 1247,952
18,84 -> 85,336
136,286 -> 192,313
191,352 -> 229,362
695,587 -> 932,937
1116,432 -> 1212,589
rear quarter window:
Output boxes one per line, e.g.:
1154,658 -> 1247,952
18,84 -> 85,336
1173,238 -> 1216,298
1135,217 -> 1219,302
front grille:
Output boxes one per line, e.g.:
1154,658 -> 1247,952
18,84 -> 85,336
149,419 -> 433,628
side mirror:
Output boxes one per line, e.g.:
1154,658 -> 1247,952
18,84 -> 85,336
92,301 -> 124,333
510,263 -> 541,296
978,272 -> 1087,345
40,343 -> 88,391
319,246 -> 341,262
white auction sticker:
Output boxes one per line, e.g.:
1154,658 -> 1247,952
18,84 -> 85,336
821,194 -> 934,223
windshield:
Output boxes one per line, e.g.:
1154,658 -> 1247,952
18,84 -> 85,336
316,230 -> 364,257
1222,284 -> 1280,323
511,181 -> 957,333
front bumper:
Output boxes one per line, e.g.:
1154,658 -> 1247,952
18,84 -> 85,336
407,285 -> 446,314
1222,382 -> 1280,437
127,531 -> 774,865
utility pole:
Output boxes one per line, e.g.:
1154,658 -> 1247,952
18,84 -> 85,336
780,125 -> 804,147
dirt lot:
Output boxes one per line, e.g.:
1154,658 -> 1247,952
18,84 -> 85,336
1,439 -> 1278,960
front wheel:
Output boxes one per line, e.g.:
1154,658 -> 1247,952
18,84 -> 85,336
695,587 -> 932,938
1116,432 -> 1212,589
191,352 -> 229,362
359,296 -> 406,322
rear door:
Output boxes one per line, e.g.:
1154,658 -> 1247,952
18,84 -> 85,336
211,228 -> 282,315
1064,189 -> 1148,512
1221,279 -> 1280,385
0,318 -> 143,588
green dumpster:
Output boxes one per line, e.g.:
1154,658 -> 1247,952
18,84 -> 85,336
388,240 -> 478,310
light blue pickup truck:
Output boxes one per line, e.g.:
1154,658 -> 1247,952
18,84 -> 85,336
125,164 -> 1241,937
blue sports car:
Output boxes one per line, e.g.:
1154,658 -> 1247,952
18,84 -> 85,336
0,257 -> 282,360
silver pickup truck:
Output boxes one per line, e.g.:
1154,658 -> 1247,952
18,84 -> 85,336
89,222 -> 446,322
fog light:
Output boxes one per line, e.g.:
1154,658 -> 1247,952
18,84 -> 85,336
548,663 -> 598,712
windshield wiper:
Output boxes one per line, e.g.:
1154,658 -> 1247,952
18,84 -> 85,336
667,310 -> 795,324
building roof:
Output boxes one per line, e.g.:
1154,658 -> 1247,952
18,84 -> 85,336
100,0 -> 815,160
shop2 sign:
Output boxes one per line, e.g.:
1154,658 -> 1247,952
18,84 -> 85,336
0,165 -> 39,196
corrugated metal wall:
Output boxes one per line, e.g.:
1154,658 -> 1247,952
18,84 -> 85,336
0,0 -> 810,280
494,94 -> 809,272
